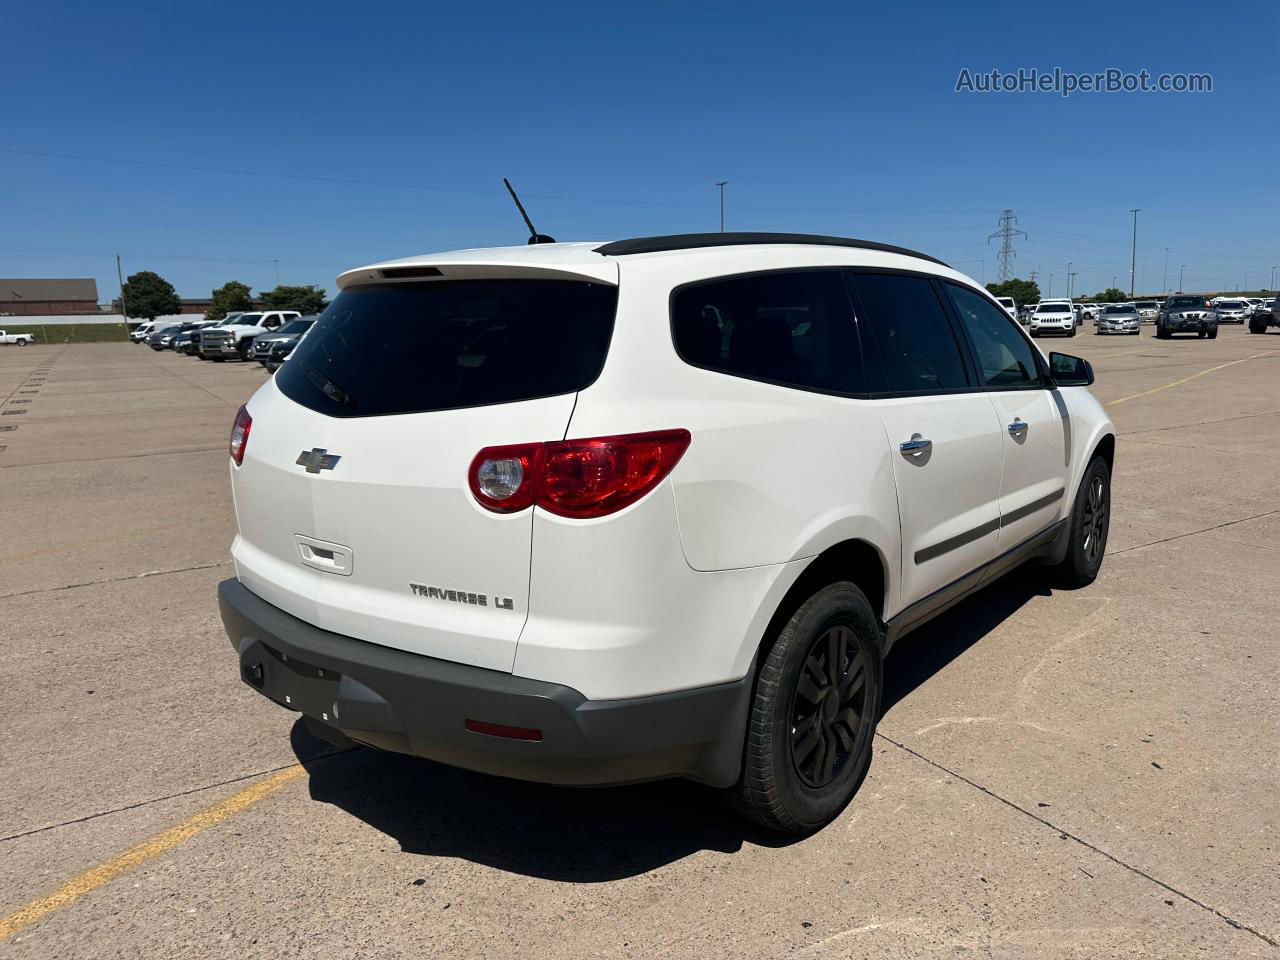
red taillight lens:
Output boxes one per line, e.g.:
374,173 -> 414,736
469,430 -> 691,518
230,405 -> 252,466
539,430 -> 691,518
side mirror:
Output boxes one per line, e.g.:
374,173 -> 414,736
1050,352 -> 1094,387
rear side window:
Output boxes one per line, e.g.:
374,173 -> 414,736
848,273 -> 971,394
671,270 -> 863,394
276,280 -> 617,418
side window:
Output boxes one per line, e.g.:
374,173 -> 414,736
944,284 -> 1043,389
671,270 -> 863,394
264,314 -> 281,329
847,272 -> 971,394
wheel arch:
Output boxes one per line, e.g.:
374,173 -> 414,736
752,539 -> 890,675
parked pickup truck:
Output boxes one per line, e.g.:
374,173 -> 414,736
197,311 -> 300,361
0,330 -> 36,346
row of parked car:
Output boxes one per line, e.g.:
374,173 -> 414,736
1005,295 -> 1279,339
129,311 -> 317,373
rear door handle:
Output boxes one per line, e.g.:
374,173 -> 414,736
1008,418 -> 1028,438
900,433 -> 932,456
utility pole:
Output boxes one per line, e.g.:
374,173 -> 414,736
115,254 -> 129,320
715,181 -> 727,233
1129,208 -> 1140,297
1069,272 -> 1078,299
987,209 -> 1027,282
1066,262 -> 1073,298
1048,273 -> 1054,297
1179,264 -> 1185,291
274,259 -> 280,285
1163,247 -> 1170,294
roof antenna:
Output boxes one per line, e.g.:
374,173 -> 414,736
503,178 -> 555,245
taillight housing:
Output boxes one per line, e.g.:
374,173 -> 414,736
469,429 -> 691,519
230,405 -> 252,466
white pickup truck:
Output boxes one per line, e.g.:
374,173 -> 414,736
197,311 -> 300,361
0,330 -> 36,346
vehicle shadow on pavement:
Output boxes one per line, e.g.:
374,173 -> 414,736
881,565 -> 1052,713
290,565 -> 1051,880
291,723 -> 802,882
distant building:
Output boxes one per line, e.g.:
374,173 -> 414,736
0,278 -> 99,316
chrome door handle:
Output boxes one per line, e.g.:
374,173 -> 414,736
900,433 -> 932,456
1008,418 -> 1028,437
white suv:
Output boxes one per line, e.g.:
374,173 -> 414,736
1030,299 -> 1077,337
220,233 -> 1115,833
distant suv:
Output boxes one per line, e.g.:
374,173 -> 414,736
1250,299 -> 1279,334
1133,300 -> 1159,323
1157,296 -> 1218,339
1030,299 -> 1076,337
198,311 -> 300,361
250,316 -> 316,367
994,296 -> 1017,319
1212,299 -> 1249,324
219,233 -> 1115,833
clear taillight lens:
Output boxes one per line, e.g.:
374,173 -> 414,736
230,405 -> 252,466
468,443 -> 541,513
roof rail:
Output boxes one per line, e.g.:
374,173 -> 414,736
593,232 -> 948,266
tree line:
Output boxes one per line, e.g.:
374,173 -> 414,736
119,271 -> 329,321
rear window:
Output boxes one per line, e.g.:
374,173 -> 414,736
276,280 -> 617,418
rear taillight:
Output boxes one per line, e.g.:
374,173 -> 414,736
469,429 -> 691,519
230,405 -> 252,466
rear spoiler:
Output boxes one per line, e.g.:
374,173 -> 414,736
337,258 -> 618,290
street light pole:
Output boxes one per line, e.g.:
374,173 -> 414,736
715,181 -> 727,233
115,254 -> 129,320
1049,273 -> 1054,297
1163,247 -> 1170,294
1066,262 -> 1073,298
1129,208 -> 1140,297
1179,264 -> 1185,291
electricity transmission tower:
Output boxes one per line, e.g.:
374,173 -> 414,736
987,209 -> 1028,282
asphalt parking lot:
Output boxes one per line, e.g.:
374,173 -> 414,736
1,327 -> 1278,959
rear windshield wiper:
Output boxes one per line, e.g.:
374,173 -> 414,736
301,362 -> 357,410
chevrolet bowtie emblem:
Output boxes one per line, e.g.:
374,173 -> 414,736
296,448 -> 341,473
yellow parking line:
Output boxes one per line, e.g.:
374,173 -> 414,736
0,517 -> 223,566
1109,351 -> 1278,406
0,765 -> 305,942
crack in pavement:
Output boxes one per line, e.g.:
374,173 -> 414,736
1107,509 -> 1280,557
1119,409 -> 1280,438
876,732 -> 1279,948
0,560 -> 232,601
0,750 -> 356,845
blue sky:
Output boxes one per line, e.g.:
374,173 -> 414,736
3,0 -> 1276,301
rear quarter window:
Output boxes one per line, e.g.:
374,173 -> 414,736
275,280 -> 617,417
670,270 -> 863,395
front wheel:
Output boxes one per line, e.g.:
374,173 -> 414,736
1207,327 -> 1218,340
1068,325 -> 1077,338
733,582 -> 883,834
1053,457 -> 1111,588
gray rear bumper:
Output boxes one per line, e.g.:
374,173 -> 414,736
219,578 -> 750,788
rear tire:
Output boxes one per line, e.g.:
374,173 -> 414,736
733,582 -> 882,834
1052,457 -> 1111,589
